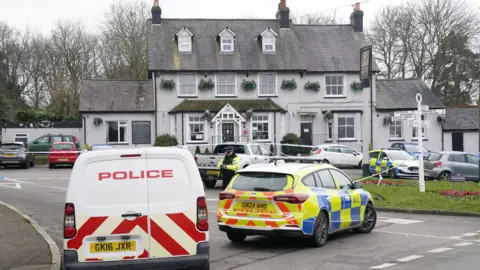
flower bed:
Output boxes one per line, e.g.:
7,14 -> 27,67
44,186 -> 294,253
360,180 -> 415,186
439,190 -> 480,197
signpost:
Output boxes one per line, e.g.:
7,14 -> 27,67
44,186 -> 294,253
360,45 -> 373,177
416,93 -> 425,193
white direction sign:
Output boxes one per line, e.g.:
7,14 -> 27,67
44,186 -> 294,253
421,105 -> 429,111
408,120 -> 430,128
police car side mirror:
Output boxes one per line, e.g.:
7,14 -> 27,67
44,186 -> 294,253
353,182 -> 363,189
382,157 -> 389,160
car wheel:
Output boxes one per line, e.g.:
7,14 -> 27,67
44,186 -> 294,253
388,167 -> 396,179
49,163 -> 55,169
203,179 -> 217,188
357,161 -> 362,169
311,211 -> 329,247
323,159 -> 330,164
30,160 -> 35,167
227,232 -> 246,243
439,171 -> 450,181
354,203 -> 377,234
22,161 -> 30,169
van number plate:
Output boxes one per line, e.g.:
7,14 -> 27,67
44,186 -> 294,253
90,241 -> 136,253
242,202 -> 267,209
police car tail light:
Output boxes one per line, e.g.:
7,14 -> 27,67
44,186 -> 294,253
196,197 -> 209,231
434,161 -> 442,168
64,203 -> 76,239
219,192 -> 235,200
273,193 -> 310,204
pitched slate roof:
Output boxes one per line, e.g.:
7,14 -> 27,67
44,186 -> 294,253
147,19 -> 380,73
443,107 -> 480,131
375,79 -> 445,110
169,99 -> 286,113
79,80 -> 154,112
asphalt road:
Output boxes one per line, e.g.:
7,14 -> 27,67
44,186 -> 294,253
0,166 -> 479,270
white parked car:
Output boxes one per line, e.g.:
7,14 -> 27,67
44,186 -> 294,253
310,144 -> 363,168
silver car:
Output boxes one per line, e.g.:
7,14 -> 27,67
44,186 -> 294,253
424,151 -> 479,182
0,142 -> 35,169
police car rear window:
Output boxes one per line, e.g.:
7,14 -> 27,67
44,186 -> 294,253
232,172 -> 289,191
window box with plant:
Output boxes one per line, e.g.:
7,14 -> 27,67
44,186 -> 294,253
281,79 -> 297,91
304,81 -> 320,92
198,78 -> 215,91
160,79 -> 175,91
350,81 -> 363,92
241,79 -> 257,91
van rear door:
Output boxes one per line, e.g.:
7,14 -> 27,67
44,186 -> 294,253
145,148 -> 207,259
66,149 -> 150,262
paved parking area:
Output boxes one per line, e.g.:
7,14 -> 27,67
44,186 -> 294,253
0,166 -> 479,269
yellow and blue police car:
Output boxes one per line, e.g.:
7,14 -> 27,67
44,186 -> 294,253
368,149 -> 420,178
217,162 -> 376,247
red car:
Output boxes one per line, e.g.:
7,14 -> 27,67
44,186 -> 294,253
48,142 -> 79,169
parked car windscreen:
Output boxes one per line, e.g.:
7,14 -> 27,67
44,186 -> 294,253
388,151 -> 415,160
427,152 -> 443,161
0,143 -> 23,151
405,144 -> 429,153
53,144 -> 74,150
232,172 -> 289,191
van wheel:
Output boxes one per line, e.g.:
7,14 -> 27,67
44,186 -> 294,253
203,179 -> 217,188
354,203 -> 377,234
227,232 -> 246,243
311,211 -> 329,247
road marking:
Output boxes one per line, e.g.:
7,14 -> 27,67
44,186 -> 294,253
397,255 -> 423,262
0,178 -> 66,191
378,218 -> 424,225
474,239 -> 480,243
462,233 -> 478,237
0,183 -> 21,189
448,236 -> 463,240
375,230 -> 458,240
428,247 -> 453,253
453,242 -> 474,247
370,263 -> 397,269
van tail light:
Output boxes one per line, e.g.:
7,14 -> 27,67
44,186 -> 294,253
219,192 -> 235,200
64,203 -> 77,239
196,197 -> 208,231
273,193 -> 310,204
434,161 -> 442,168
315,148 -> 322,155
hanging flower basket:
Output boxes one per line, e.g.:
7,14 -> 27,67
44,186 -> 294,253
383,116 -> 393,126
304,81 -> 320,92
281,79 -> 297,91
198,78 -> 215,91
241,79 -> 257,91
350,81 -> 363,92
160,79 -> 175,91
323,111 -> 333,121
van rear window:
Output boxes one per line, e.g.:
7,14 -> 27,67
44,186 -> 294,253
232,172 -> 289,191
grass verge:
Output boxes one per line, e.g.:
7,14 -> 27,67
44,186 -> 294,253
34,155 -> 49,165
361,179 -> 480,215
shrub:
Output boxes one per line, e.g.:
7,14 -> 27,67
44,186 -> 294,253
280,133 -> 306,156
205,147 -> 210,153
195,145 -> 201,155
154,134 -> 178,146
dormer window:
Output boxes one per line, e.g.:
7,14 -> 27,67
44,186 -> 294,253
259,28 -> 278,53
176,27 -> 194,53
218,27 -> 236,53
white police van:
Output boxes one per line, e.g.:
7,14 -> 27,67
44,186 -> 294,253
63,147 -> 210,269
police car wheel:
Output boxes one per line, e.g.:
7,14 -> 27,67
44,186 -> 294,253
312,211 -> 328,247
355,203 -> 377,234
388,167 -> 396,179
227,232 -> 246,243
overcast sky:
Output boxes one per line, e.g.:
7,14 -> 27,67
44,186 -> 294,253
0,0 -> 479,35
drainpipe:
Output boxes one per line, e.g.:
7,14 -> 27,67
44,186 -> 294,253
441,121 -> 444,151
370,77 -> 374,148
273,112 -> 277,144
81,116 -> 87,147
181,113 -> 184,145
153,72 -> 158,139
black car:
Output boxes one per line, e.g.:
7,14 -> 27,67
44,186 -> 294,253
0,142 -> 35,169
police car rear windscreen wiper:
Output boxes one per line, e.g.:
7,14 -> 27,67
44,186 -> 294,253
253,187 -> 274,192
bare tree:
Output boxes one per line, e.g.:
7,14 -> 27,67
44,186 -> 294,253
23,35 -> 48,108
291,11 -> 344,25
99,0 -> 149,80
367,6 -> 404,79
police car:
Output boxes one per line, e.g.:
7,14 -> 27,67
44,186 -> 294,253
369,149 -> 420,178
217,162 -> 376,247
63,147 -> 210,269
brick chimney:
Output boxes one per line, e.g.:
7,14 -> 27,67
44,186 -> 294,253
350,2 -> 364,32
276,0 -> 290,29
152,0 -> 162,25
